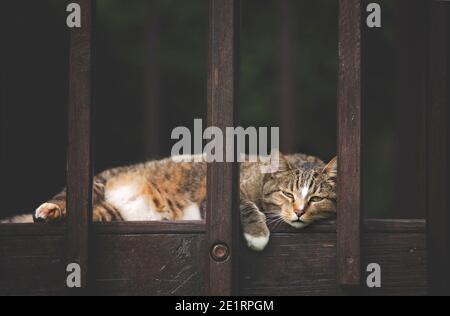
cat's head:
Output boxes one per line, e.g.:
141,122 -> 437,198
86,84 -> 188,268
262,156 -> 337,228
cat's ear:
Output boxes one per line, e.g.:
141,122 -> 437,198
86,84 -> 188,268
262,151 -> 292,181
278,152 -> 293,172
263,150 -> 292,174
323,156 -> 337,184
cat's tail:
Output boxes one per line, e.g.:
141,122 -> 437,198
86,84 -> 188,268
1,214 -> 34,223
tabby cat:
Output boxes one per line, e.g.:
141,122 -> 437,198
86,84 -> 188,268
1,153 -> 337,251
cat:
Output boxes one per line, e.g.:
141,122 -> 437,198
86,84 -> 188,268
1,153 -> 337,251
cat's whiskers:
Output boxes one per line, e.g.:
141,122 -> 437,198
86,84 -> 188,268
272,218 -> 285,230
266,216 -> 281,223
266,214 -> 284,228
267,217 -> 285,230
265,215 -> 280,224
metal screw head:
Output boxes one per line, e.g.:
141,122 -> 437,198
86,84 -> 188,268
211,243 -> 230,262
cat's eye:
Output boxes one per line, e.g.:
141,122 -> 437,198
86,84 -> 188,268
310,196 -> 324,203
282,191 -> 294,199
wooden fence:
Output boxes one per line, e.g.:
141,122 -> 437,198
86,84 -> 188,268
0,0 -> 448,296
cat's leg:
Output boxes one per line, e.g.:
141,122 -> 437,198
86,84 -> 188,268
240,199 -> 270,251
91,201 -> 123,222
34,180 -> 123,223
91,180 -> 124,222
34,190 -> 67,223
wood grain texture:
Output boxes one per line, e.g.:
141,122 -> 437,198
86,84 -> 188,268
66,0 -> 94,292
362,233 -> 427,296
0,45 -> 5,202
205,0 -> 240,296
0,224 -> 66,236
271,219 -> 426,234
240,233 -> 339,296
0,220 -> 427,295
337,0 -> 362,286
92,234 -> 205,296
92,221 -> 205,235
240,232 -> 426,296
0,235 -> 66,296
427,0 -> 449,296
363,219 -> 425,233
0,219 -> 424,236
279,0 -> 296,153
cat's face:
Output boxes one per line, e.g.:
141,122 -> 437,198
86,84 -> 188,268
262,157 -> 337,228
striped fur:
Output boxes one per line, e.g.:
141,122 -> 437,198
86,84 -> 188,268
239,154 -> 337,250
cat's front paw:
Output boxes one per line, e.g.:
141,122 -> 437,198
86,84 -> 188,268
244,232 -> 270,252
34,203 -> 62,223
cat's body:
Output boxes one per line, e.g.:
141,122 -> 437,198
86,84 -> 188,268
1,153 -> 337,251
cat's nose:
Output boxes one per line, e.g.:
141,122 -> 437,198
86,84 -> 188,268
295,210 -> 305,218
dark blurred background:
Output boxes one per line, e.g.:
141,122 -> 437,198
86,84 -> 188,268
0,0 -> 427,220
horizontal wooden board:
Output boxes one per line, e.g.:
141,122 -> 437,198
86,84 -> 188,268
0,223 -> 66,236
91,234 -> 205,296
0,219 -> 424,235
93,221 -> 206,235
240,231 -> 426,296
363,219 -> 426,233
271,219 -> 426,234
0,235 -> 66,296
362,233 -> 426,296
0,221 -> 206,236
240,233 -> 339,296
0,219 -> 427,295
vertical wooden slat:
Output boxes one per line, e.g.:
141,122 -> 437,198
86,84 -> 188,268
394,0 -> 428,219
279,0 -> 296,153
205,0 -> 240,296
0,15 -> 8,216
337,0 -> 362,286
0,50 -> 5,206
142,4 -> 161,158
427,0 -> 449,296
67,0 -> 94,292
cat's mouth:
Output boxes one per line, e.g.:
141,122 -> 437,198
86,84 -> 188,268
288,219 -> 309,229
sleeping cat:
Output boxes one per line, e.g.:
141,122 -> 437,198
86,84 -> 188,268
1,153 -> 337,251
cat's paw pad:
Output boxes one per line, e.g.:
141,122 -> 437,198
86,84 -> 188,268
34,203 -> 61,223
244,233 -> 270,252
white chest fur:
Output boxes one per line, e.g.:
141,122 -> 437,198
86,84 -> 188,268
105,183 -> 202,221
105,184 -> 161,221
